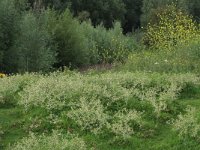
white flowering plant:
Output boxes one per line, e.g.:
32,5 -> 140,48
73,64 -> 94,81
1,71 -> 199,143
172,107 -> 200,140
8,131 -> 87,150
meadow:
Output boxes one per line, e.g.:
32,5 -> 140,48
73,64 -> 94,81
0,70 -> 200,150
0,1 -> 200,149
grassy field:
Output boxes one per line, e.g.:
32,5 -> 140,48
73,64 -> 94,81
0,71 -> 200,150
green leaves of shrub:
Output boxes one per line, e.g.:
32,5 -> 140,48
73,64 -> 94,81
8,131 -> 87,150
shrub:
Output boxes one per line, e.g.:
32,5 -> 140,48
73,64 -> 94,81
143,5 -> 199,51
94,22 -> 136,63
0,73 -> 41,106
49,9 -> 90,68
18,72 -> 83,111
8,131 -> 87,150
67,97 -> 108,134
17,71 -> 200,141
0,73 -> 6,78
79,21 -> 99,64
18,72 -> 199,112
80,21 -> 137,64
108,108 -> 143,140
172,107 -> 200,139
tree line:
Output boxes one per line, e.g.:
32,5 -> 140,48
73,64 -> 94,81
28,0 -> 200,32
0,0 -> 199,73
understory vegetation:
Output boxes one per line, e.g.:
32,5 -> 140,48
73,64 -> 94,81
0,72 -> 200,149
0,0 -> 200,150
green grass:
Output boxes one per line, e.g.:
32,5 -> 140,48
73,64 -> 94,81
1,71 -> 200,150
0,107 -> 27,149
1,98 -> 200,150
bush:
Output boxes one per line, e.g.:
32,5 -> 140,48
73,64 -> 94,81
49,9 -> 91,68
8,131 -> 87,150
143,5 -> 199,51
80,21 -> 138,64
0,73 -> 41,106
108,108 -> 143,140
172,107 -> 200,139
16,71 -> 199,141
79,21 -> 100,64
67,97 -> 108,134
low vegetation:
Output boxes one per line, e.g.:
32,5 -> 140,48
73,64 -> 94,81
1,71 -> 200,149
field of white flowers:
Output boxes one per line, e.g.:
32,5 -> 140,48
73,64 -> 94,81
0,71 -> 200,150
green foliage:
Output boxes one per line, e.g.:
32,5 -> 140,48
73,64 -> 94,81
108,108 -> 143,140
140,0 -> 194,27
8,131 -> 87,150
124,43 -> 200,73
4,71 -> 196,142
49,9 -> 90,68
143,5 -> 198,51
79,21 -> 99,64
0,125 -> 3,143
0,0 -> 20,72
27,0 -> 200,32
172,107 -> 200,139
1,1 -> 200,149
0,1 -> 199,73
0,73 -> 41,106
189,0 -> 200,22
69,0 -> 126,28
67,97 -> 109,134
7,11 -> 56,73
81,21 -> 137,64
141,0 -> 172,27
123,0 -> 143,32
124,5 -> 200,74
1,71 -> 200,149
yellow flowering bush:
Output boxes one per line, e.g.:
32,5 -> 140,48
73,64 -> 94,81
0,73 -> 6,78
143,5 -> 199,51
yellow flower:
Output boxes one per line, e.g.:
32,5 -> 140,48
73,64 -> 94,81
0,73 -> 6,78
143,5 -> 199,51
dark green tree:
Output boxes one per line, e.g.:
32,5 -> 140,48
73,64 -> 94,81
140,0 -> 174,27
69,0 -> 126,28
0,0 -> 19,72
8,11 -> 56,73
27,0 -> 69,10
123,0 -> 143,32
187,0 -> 200,22
49,9 -> 90,68
141,0 -> 200,27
